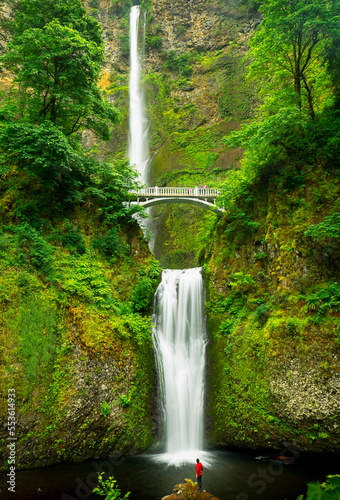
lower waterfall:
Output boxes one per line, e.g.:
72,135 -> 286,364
152,268 -> 207,464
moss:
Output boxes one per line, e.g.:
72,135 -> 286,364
0,215 -> 160,470
205,162 -> 340,452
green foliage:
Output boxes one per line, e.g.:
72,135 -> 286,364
0,122 -> 142,225
92,228 -> 127,259
1,0 -> 118,138
123,313 -> 154,346
101,402 -> 111,417
11,223 -> 54,274
131,263 -> 160,313
120,394 -> 131,407
62,223 -> 86,255
254,304 -> 270,326
92,472 -> 130,500
297,475 -> 340,500
111,0 -> 132,19
119,33 -> 130,58
304,213 -> 340,241
229,272 -> 256,294
0,122 -> 85,221
218,57 -> 257,120
220,0 -> 340,217
224,206 -> 260,240
61,255 -> 113,308
219,319 -> 235,336
147,35 -> 162,49
305,283 -> 340,314
145,22 -> 163,50
132,276 -> 155,313
4,297 -> 58,390
163,50 -> 196,77
83,158 -> 142,223
248,0 -> 338,120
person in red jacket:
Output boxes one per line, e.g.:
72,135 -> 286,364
196,458 -> 203,492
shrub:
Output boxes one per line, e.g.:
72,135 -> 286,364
92,228 -> 126,259
13,223 -> 54,274
255,304 -> 270,326
120,394 -> 131,407
147,35 -> 162,49
132,276 -> 154,313
163,50 -> 194,77
93,472 -> 130,500
61,256 -> 113,308
304,212 -> 340,241
101,402 -> 111,417
305,282 -> 340,314
219,319 -> 235,336
62,224 -> 86,255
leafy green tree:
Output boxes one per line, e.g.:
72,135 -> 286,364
219,0 -> 340,207
0,122 -> 141,223
249,0 -> 339,120
1,0 -> 118,138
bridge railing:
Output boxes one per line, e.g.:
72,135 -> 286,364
130,187 -> 220,197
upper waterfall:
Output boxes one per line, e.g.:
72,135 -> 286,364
128,5 -> 148,185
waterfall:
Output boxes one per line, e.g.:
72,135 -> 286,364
152,268 -> 207,463
128,5 -> 148,185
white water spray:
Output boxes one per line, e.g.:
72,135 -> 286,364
128,5 -> 148,185
152,268 -> 207,464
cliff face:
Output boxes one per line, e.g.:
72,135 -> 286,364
90,0 -> 340,453
204,165 -> 340,452
0,220 -> 160,469
88,0 -> 259,266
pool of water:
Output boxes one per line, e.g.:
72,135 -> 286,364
0,448 -> 336,500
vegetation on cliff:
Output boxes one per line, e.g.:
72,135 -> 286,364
204,0 -> 340,451
0,0 -> 160,469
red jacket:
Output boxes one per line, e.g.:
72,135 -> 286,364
196,462 -> 203,476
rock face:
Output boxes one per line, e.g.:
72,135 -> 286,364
205,166 -> 340,453
90,0 -> 340,454
88,0 -> 259,266
0,222 -> 160,469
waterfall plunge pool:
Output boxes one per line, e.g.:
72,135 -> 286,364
0,448 -> 336,500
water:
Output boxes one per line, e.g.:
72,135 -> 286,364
152,268 -> 207,463
128,4 -> 148,185
0,449 -> 336,500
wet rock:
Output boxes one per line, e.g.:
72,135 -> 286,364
162,480 -> 221,500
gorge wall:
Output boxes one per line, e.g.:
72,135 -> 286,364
85,0 -> 259,267
89,0 -> 340,454
204,165 -> 340,452
0,216 -> 161,469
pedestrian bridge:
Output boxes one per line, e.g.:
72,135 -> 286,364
128,186 -> 224,215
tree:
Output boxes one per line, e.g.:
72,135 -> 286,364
0,122 -> 141,223
249,0 -> 339,120
0,0 -> 118,138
